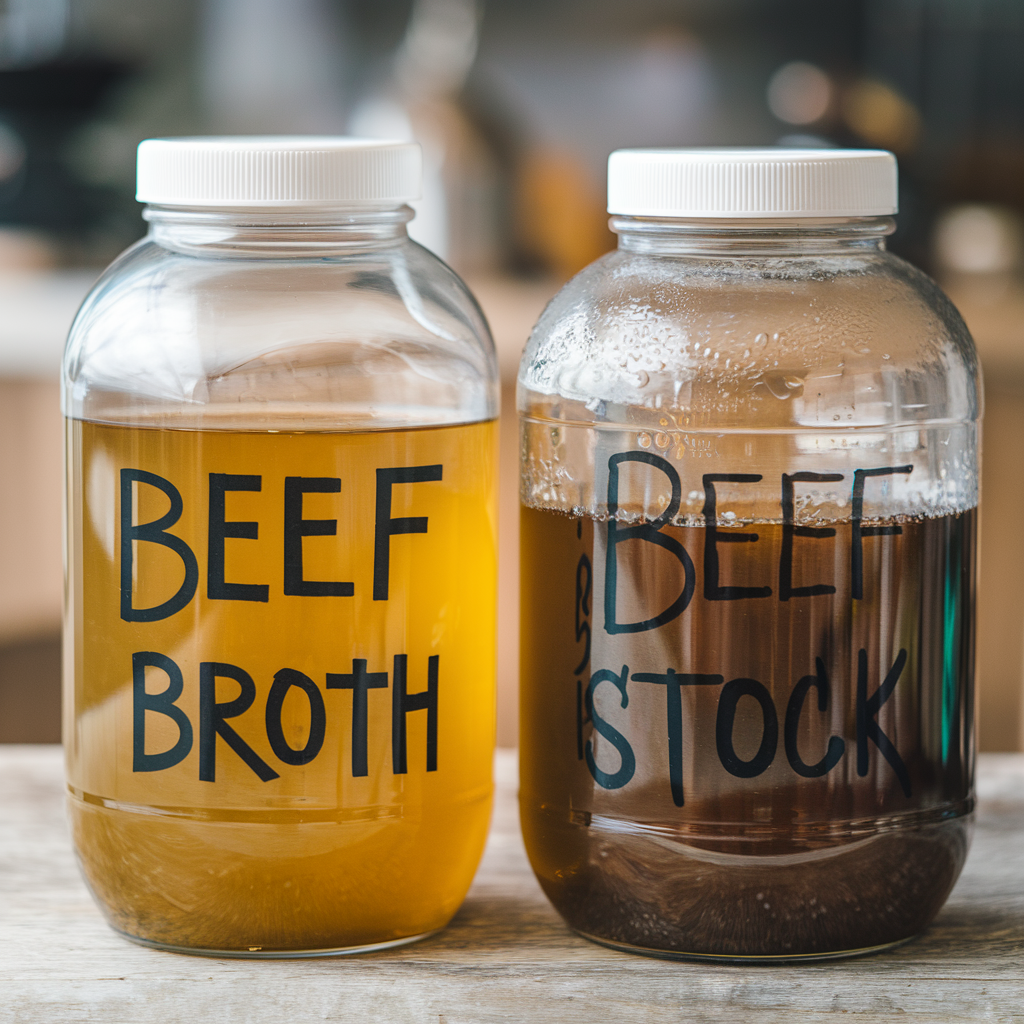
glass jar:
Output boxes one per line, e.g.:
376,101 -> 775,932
63,137 -> 499,956
518,149 -> 979,961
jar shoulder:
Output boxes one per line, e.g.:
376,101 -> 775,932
64,238 -> 497,428
518,248 -> 979,427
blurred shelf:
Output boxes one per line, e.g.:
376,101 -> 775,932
0,270 -> 95,378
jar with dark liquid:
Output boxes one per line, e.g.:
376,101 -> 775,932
518,149 -> 979,961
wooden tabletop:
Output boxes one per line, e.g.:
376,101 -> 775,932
2,747 -> 1022,1023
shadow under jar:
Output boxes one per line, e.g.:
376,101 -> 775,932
518,148 -> 979,962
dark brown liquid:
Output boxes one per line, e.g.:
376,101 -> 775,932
520,505 -> 976,959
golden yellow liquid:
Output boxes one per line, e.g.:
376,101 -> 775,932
65,418 -> 497,954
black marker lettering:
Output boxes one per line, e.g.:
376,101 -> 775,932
702,474 -> 772,601
851,466 -> 913,600
605,452 -> 695,634
283,477 -> 353,597
784,657 -> 845,777
780,472 -> 844,601
574,553 -> 592,675
716,677 -> 778,778
392,654 -> 439,773
632,669 -> 724,806
132,651 -> 193,772
856,647 -> 911,797
120,469 -> 198,622
327,659 -> 389,777
584,665 -> 635,789
208,474 -> 268,602
373,465 -> 443,600
265,667 -> 327,766
199,662 -> 279,782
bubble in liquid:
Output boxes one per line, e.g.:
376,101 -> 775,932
755,333 -> 769,346
722,510 -> 737,523
637,432 -> 652,449
655,432 -> 671,448
763,373 -> 805,400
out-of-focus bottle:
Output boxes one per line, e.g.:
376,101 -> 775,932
64,137 -> 499,956
518,148 -> 979,961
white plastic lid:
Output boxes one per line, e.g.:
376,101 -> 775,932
607,148 -> 897,219
136,136 -> 422,207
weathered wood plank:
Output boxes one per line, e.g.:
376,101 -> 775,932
1,747 -> 1022,1023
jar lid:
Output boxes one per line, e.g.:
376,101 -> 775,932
136,136 -> 422,207
607,148 -> 897,218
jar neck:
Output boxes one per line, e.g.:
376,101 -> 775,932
144,204 -> 413,258
611,215 -> 895,257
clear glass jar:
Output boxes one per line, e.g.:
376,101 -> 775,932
63,139 -> 499,956
518,151 -> 979,961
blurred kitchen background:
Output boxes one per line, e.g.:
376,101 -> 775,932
1,0 -> 1023,749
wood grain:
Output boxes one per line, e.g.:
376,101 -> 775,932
1,747 -> 1022,1023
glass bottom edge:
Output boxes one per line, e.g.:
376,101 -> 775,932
575,929 -> 915,965
114,927 -> 441,960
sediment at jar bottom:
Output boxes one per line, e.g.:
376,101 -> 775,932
521,804 -> 971,959
71,792 -> 491,953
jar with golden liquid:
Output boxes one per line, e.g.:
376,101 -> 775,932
63,137 -> 498,956
518,149 -> 979,960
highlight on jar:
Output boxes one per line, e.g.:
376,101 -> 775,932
517,148 -> 980,962
62,137 -> 499,957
